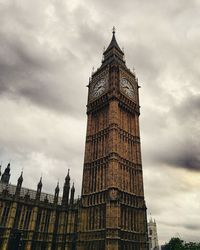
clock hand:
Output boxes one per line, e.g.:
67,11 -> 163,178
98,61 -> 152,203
123,86 -> 129,89
97,85 -> 102,90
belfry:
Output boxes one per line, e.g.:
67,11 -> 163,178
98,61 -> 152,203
77,29 -> 148,249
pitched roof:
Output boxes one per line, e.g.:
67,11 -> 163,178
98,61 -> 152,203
104,28 -> 124,56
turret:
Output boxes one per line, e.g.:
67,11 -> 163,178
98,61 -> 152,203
70,182 -> 75,205
36,177 -> 42,201
1,163 -> 11,184
148,217 -> 159,250
54,182 -> 60,204
62,169 -> 70,207
15,171 -> 23,196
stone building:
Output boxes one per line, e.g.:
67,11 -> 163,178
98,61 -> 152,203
0,29 -> 148,250
148,218 -> 159,250
0,164 -> 78,250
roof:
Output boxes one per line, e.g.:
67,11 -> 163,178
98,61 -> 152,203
104,28 -> 124,56
0,182 -> 62,205
100,28 -> 125,68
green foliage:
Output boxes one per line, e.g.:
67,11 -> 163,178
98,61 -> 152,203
164,237 -> 184,250
163,237 -> 200,250
184,242 -> 200,250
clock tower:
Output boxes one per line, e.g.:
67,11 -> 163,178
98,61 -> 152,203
77,28 -> 148,250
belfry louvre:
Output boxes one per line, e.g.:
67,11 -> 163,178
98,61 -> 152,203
0,30 -> 148,250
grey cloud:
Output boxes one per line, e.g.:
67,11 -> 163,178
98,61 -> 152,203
141,90 -> 200,172
154,94 -> 200,171
183,224 -> 200,231
161,221 -> 200,232
0,1 -> 91,116
172,94 -> 200,123
174,155 -> 199,171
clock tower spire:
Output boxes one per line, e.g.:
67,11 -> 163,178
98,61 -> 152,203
77,29 -> 148,250
102,27 -> 125,67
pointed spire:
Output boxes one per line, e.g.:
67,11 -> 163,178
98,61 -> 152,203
62,170 -> 71,207
1,163 -> 11,184
36,177 -> 42,201
5,163 -> 11,174
65,169 -> 70,182
55,181 -> 59,192
18,171 -> 23,183
38,177 -> 42,189
54,181 -> 60,204
102,27 -> 125,66
103,27 -> 124,56
15,171 -> 23,196
92,66 -> 95,75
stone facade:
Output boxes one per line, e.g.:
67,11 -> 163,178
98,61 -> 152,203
0,30 -> 148,250
0,165 -> 78,250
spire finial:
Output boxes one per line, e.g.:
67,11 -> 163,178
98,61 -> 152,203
112,26 -> 116,34
92,66 -> 95,75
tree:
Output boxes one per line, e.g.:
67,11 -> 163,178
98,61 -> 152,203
165,237 -> 184,250
184,242 -> 200,250
163,237 -> 200,250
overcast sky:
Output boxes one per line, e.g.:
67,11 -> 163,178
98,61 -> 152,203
0,0 -> 200,244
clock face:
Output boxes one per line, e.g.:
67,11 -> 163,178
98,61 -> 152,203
120,78 -> 135,99
92,78 -> 106,98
